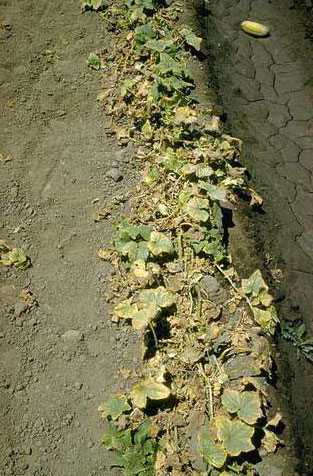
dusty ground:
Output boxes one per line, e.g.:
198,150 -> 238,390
0,1 -> 139,475
206,0 -> 313,470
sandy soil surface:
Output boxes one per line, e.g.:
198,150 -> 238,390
0,1 -> 139,475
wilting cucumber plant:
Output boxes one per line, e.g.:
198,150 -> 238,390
83,0 -> 286,474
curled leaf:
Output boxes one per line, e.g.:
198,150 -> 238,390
199,181 -> 227,202
174,106 -> 197,125
180,27 -> 202,51
132,302 -> 158,330
131,377 -> 171,408
262,429 -> 281,453
266,412 -> 283,429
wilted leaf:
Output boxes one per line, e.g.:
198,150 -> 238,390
131,260 -> 150,280
82,0 -> 107,11
132,302 -> 158,330
0,243 -> 29,269
103,422 -> 131,450
145,39 -> 176,54
262,429 -> 280,453
195,166 -> 214,178
148,231 -> 173,256
253,306 -> 279,335
114,299 -> 138,319
179,164 -> 198,175
99,395 -> 131,420
147,262 -> 161,274
160,75 -> 193,93
180,346 -> 204,365
215,416 -> 254,456
221,389 -> 263,424
174,106 -> 197,125
143,166 -> 160,185
142,120 -> 153,140
199,181 -> 227,202
139,286 -> 176,308
266,412 -> 283,429
117,240 -> 150,262
241,270 -> 273,306
202,240 -> 225,262
157,53 -> 184,76
184,197 -> 209,222
98,248 -> 116,262
180,27 -> 202,51
134,24 -> 156,45
155,450 -> 166,471
250,188 -> 263,207
158,148 -> 187,172
131,377 -> 170,408
197,428 -> 227,468
88,52 -> 101,70
225,355 -> 261,380
120,78 -> 138,98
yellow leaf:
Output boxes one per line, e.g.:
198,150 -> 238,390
130,377 -> 171,408
131,303 -> 158,330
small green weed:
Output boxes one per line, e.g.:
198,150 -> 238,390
282,323 -> 313,362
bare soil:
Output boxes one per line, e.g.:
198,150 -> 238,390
0,1 -> 139,475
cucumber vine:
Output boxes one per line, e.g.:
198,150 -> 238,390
83,0 -> 286,474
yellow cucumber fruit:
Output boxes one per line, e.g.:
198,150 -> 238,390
241,20 -> 269,37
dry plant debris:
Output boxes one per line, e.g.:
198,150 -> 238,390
20,287 -> 38,308
87,0 -> 284,474
0,153 -> 11,163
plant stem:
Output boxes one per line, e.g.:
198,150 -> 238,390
149,322 -> 158,349
215,263 -> 254,314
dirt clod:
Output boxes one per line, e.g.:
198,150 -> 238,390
106,168 -> 124,182
61,330 -> 84,342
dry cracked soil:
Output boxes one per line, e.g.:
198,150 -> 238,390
206,0 -> 313,470
0,1 -> 139,475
